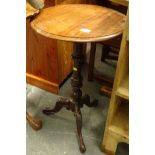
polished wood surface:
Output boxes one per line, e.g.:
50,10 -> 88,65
31,4 -> 126,42
30,3 -> 126,153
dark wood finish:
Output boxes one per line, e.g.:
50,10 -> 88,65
101,35 -> 121,62
43,43 -> 98,153
29,1 -> 124,92
101,45 -> 119,62
108,0 -> 129,7
55,0 -> 87,5
89,0 -> 128,14
101,35 -> 122,48
88,43 -> 96,81
31,4 -> 125,153
101,45 -> 111,62
44,0 -> 55,8
26,112 -> 42,130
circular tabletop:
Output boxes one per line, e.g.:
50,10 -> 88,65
31,4 -> 126,42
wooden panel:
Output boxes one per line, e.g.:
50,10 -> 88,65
101,131 -> 122,155
26,20 -> 59,84
101,101 -> 129,155
115,20 -> 129,90
44,0 -> 55,7
26,73 -> 59,94
101,130 -> 128,155
31,4 -> 126,42
116,75 -> 129,99
109,102 -> 129,140
57,41 -> 73,83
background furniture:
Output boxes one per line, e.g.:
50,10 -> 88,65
108,0 -> 129,6
87,0 -> 128,96
89,0 -> 128,14
31,4 -> 125,153
44,0 -> 89,6
26,0 -> 88,94
101,10 -> 129,155
26,1 -> 42,130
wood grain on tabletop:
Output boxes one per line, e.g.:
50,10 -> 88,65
31,4 -> 126,42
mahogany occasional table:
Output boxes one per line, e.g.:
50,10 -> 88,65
31,4 -> 125,153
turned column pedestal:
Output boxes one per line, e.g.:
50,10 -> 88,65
43,43 -> 98,152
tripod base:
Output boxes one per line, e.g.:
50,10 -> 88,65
43,95 -> 98,153
43,42 -> 98,153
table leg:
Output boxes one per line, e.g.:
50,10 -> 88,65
26,112 -> 42,130
43,42 -> 98,153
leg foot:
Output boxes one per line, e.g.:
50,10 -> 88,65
26,112 -> 42,131
75,106 -> 86,153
